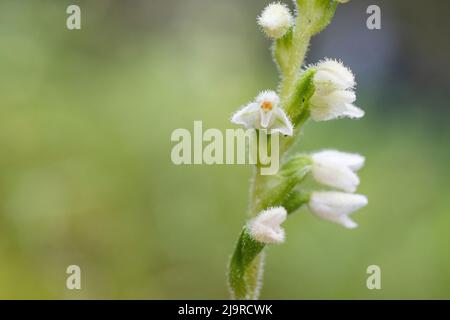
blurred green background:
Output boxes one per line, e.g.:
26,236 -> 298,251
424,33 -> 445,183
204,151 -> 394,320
0,0 -> 449,299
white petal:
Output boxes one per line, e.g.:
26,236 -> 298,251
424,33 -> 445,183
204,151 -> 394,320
257,206 -> 287,226
310,59 -> 362,122
260,109 -> 273,128
343,103 -> 365,119
270,108 -> 294,136
309,103 -> 334,121
312,150 -> 365,171
310,90 -> 356,121
256,90 -> 280,106
308,191 -> 368,228
250,223 -> 285,244
232,90 -> 293,134
231,103 -> 260,128
248,207 -> 287,244
312,162 -> 360,193
339,216 -> 358,229
315,59 -> 355,89
329,90 -> 356,105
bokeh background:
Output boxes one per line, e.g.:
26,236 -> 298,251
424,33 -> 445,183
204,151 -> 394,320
0,0 -> 449,299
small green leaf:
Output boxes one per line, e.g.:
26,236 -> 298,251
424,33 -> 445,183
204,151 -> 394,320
228,228 -> 265,300
283,190 -> 311,214
273,28 -> 293,76
279,154 -> 312,179
295,0 -> 339,36
254,176 -> 298,213
284,68 -> 316,126
311,0 -> 338,35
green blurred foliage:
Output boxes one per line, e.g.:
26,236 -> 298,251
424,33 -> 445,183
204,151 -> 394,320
0,0 -> 449,299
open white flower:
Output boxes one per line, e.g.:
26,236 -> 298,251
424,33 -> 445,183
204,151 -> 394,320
231,90 -> 294,136
308,191 -> 368,229
258,3 -> 293,39
311,150 -> 365,192
310,59 -> 364,121
248,206 -> 287,244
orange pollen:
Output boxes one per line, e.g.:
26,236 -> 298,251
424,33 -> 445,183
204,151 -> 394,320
261,101 -> 273,111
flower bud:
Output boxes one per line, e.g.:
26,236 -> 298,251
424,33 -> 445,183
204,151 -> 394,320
308,191 -> 368,229
311,150 -> 365,192
310,59 -> 364,121
258,3 -> 293,39
248,207 -> 287,244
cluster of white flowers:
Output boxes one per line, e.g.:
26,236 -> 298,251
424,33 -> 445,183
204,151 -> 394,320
308,61 -> 367,228
231,4 -> 367,244
248,149 -> 367,244
231,60 -> 364,136
308,150 -> 367,229
228,0 -> 367,300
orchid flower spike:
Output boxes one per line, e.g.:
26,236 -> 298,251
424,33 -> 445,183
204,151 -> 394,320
258,3 -> 294,39
311,150 -> 365,193
231,90 -> 294,136
308,191 -> 368,229
247,206 -> 287,244
310,59 -> 364,121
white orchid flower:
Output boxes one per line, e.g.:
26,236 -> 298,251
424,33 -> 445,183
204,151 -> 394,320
311,150 -> 365,192
308,191 -> 368,229
231,90 -> 294,136
310,59 -> 365,121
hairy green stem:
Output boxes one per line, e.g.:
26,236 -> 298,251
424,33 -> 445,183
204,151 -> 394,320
279,4 -> 313,102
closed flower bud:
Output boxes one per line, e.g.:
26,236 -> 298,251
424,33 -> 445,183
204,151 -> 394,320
248,207 -> 287,244
258,3 -> 293,39
311,150 -> 365,192
310,59 -> 364,121
308,191 -> 368,229
314,59 -> 355,90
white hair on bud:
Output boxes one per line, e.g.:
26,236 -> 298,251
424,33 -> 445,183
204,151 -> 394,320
310,58 -> 364,121
258,3 -> 294,39
248,206 -> 287,244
